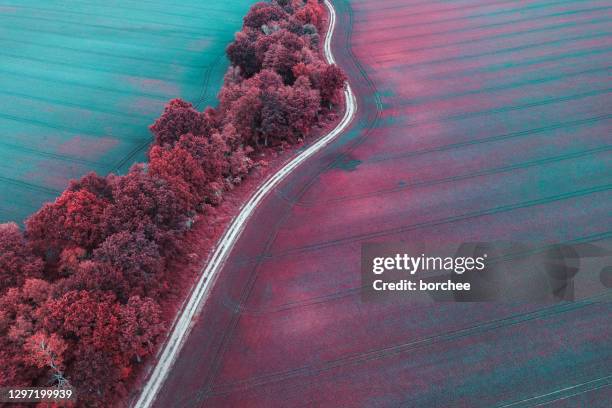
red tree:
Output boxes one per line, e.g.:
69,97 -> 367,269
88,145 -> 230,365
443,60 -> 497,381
0,279 -> 54,387
68,172 -> 113,200
260,86 -> 290,145
294,0 -> 325,30
23,332 -> 69,386
57,246 -> 87,277
40,289 -> 164,406
59,260 -> 129,302
93,231 -> 163,298
26,189 -> 110,261
292,61 -> 311,78
319,64 -> 347,106
227,30 -> 262,78
149,143 -> 210,212
119,296 -> 164,363
243,2 -> 288,29
260,76 -> 320,145
223,86 -> 263,147
212,125 -> 254,181
229,27 -> 307,82
41,290 -> 124,405
149,99 -> 213,147
184,134 -> 230,192
69,348 -> 126,406
262,42 -> 302,84
285,75 -> 321,135
0,223 -> 43,293
103,166 -> 185,237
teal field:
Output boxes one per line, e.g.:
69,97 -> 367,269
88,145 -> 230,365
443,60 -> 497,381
0,0 -> 253,223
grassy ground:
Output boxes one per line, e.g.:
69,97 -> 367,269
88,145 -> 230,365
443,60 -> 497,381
0,0 -> 254,223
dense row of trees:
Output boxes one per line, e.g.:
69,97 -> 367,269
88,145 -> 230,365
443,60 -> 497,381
0,1 -> 345,406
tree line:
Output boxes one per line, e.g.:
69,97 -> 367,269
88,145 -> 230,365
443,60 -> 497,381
0,1 -> 346,406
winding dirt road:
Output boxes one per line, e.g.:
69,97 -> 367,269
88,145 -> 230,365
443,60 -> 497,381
134,2 -> 356,407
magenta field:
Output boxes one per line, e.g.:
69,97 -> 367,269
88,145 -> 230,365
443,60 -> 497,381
154,0 -> 612,407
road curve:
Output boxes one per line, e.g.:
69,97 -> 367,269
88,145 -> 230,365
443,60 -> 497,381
133,2 -> 356,407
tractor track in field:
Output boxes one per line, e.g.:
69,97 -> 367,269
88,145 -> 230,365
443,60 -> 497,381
231,184 -> 612,266
208,292 -> 611,397
219,229 -> 612,317
295,143 -> 612,207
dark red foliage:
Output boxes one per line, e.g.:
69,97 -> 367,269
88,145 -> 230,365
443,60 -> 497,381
119,296 -> 165,362
149,143 -> 210,212
57,246 -> 87,276
243,2 -> 288,29
149,98 -> 213,147
0,223 -> 43,294
260,78 -> 320,145
67,172 -> 113,200
0,279 -> 53,387
294,0 -> 325,30
26,189 -> 111,260
227,30 -> 262,78
252,68 -> 285,91
223,84 -> 264,146
319,64 -> 347,106
60,260 -> 129,302
222,6 -> 346,147
286,75 -> 321,135
103,165 -> 185,235
293,61 -> 347,107
269,26 -> 307,54
48,294 -> 164,404
39,290 -> 164,406
93,231 -> 163,298
23,331 -> 67,375
260,30 -> 307,84
69,348 -> 126,405
262,42 -> 302,84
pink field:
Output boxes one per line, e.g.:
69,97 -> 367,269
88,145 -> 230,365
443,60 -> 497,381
153,1 -> 612,407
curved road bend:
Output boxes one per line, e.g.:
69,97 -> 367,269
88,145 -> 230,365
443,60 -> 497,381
153,0 -> 612,407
